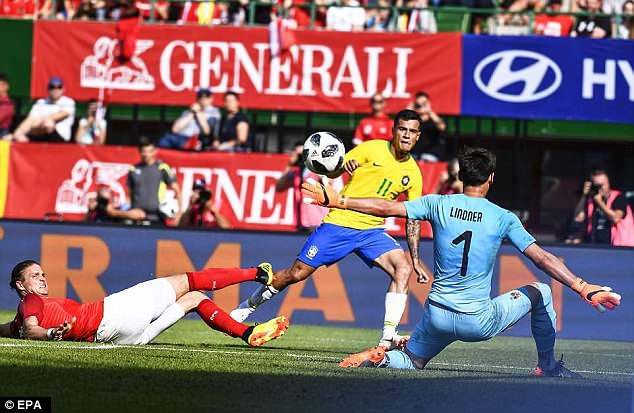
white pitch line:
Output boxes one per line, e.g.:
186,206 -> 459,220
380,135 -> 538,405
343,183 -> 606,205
0,342 -> 631,377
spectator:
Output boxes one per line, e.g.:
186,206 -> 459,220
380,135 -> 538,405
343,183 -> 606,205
570,170 -> 634,246
327,0 -> 366,31
534,0 -> 575,36
409,91 -> 446,161
406,0 -> 437,33
602,0 -> 625,14
435,158 -> 463,195
272,0 -> 312,28
496,0 -> 547,29
617,0 -> 634,38
179,179 -> 231,229
5,76 -> 75,143
75,100 -> 107,145
572,0 -> 612,37
74,0 -> 107,20
214,91 -> 251,152
0,0 -> 51,18
159,88 -> 220,150
86,186 -> 146,223
127,137 -> 182,224
0,74 -> 14,138
353,93 -> 392,146
135,0 -> 168,20
365,0 -> 391,31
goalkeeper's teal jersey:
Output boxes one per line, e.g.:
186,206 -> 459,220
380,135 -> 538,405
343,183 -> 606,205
404,194 -> 536,314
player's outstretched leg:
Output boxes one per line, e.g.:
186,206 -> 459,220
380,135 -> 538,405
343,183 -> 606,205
186,262 -> 273,292
350,346 -> 431,370
231,260 -> 315,322
187,291 -> 289,347
524,283 -> 581,378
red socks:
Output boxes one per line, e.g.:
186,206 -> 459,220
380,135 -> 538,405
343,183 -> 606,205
196,299 -> 250,339
186,268 -> 256,291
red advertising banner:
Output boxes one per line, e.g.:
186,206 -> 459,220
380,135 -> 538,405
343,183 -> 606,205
3,143 -> 445,236
31,21 -> 461,114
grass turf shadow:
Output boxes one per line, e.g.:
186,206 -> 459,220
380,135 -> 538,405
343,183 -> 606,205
1,364 -> 631,413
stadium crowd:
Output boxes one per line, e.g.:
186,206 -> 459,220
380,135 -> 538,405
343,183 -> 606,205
0,0 -> 632,38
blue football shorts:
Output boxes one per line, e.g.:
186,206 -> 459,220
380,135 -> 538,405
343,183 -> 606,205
297,223 -> 402,268
406,288 -> 535,360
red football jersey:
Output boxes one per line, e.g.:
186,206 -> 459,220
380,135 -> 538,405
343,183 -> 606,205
10,294 -> 104,342
354,115 -> 393,143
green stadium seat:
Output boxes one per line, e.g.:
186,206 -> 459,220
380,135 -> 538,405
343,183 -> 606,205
436,6 -> 472,33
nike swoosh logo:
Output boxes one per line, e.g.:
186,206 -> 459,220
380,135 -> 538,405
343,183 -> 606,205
373,162 -> 382,167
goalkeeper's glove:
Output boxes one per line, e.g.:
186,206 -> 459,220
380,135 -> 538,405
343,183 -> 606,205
571,277 -> 621,312
301,181 -> 347,209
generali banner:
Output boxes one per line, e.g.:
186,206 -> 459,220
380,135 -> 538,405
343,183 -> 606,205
2,143 -> 446,235
31,20 -> 462,114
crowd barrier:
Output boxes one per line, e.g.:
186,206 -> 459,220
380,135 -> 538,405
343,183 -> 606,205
28,21 -> 634,123
0,220 -> 631,341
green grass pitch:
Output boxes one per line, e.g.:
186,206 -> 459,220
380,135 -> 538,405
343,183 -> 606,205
0,311 -> 631,413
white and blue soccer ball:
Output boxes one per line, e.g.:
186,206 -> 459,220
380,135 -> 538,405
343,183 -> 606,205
303,131 -> 345,175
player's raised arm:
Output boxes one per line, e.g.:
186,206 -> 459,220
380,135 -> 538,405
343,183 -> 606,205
523,244 -> 621,312
301,182 -> 407,217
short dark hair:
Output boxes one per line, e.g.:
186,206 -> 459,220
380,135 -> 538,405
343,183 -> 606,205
415,91 -> 429,100
0,73 -> 8,83
590,169 -> 608,178
10,260 -> 39,291
457,147 -> 496,187
393,109 -> 422,131
138,136 -> 154,151
369,93 -> 384,104
224,91 -> 239,100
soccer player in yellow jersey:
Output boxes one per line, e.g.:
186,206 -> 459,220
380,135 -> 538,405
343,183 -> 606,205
231,110 -> 433,359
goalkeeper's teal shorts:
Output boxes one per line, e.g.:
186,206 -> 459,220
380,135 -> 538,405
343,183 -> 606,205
406,283 -> 554,360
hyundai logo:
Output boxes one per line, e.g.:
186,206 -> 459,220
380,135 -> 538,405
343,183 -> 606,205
474,50 -> 562,103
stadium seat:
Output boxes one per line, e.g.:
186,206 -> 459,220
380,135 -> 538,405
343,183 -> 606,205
436,7 -> 472,33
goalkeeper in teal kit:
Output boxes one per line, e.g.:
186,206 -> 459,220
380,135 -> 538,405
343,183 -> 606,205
301,146 -> 622,377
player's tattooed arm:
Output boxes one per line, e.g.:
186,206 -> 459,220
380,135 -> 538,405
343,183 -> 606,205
407,218 -> 431,283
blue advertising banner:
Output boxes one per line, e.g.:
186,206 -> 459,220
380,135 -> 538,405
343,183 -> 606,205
461,35 -> 634,124
0,220 -> 632,341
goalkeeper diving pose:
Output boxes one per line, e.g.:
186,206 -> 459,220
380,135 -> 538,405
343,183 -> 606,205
302,146 -> 621,377
0,260 -> 288,347
232,109 -> 432,358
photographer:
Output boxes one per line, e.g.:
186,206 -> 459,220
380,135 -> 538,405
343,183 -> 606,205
571,170 -> 634,246
86,186 -> 146,223
435,158 -> 463,195
179,179 -> 231,229
409,91 -> 447,161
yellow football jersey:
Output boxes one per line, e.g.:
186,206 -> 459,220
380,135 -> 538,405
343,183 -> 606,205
323,140 -> 423,230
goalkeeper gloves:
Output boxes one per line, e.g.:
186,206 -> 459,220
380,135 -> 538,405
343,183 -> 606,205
571,277 -> 621,312
301,181 -> 347,209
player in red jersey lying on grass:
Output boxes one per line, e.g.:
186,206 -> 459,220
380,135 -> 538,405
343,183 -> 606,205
0,260 -> 288,346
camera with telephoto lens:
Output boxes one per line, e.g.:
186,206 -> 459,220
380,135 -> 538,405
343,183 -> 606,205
589,183 -> 602,196
197,189 -> 212,205
96,192 -> 110,213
